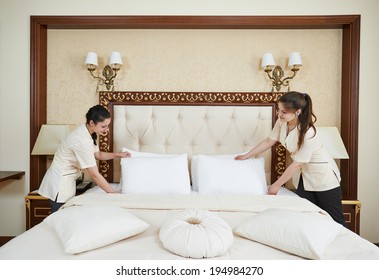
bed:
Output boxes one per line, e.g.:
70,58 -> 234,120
1,91 -> 378,260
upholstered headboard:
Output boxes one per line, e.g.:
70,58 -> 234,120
99,91 -> 285,184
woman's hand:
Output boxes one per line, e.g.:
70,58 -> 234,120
268,184 -> 281,195
234,154 -> 250,160
118,151 -> 131,158
96,151 -> 131,160
106,188 -> 121,194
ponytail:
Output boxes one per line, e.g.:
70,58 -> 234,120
279,91 -> 317,150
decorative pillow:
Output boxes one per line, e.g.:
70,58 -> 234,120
234,208 -> 342,259
121,154 -> 191,194
44,205 -> 150,254
192,154 -> 267,194
159,208 -> 234,258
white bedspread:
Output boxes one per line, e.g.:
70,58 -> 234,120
63,190 -> 322,213
1,192 -> 379,260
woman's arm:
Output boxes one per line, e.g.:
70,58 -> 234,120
94,151 -> 131,161
87,166 -> 119,193
268,161 -> 304,195
235,137 -> 277,160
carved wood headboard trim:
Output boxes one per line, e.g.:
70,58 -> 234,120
29,15 -> 360,200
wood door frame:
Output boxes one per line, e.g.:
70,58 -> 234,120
30,15 -> 360,199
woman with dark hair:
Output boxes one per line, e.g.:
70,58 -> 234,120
38,105 -> 131,212
235,91 -> 345,226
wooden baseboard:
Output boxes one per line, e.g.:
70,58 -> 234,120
0,236 -> 14,246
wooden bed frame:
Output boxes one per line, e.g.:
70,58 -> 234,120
29,15 -> 360,200
98,91 -> 285,183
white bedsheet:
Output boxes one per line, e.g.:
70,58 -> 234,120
1,191 -> 379,260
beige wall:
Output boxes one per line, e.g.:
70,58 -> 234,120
1,0 -> 378,244
47,29 -> 342,127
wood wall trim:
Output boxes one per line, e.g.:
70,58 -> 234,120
29,15 -> 358,29
340,16 -> 361,199
0,236 -> 14,246
30,18 -> 47,191
30,15 -> 360,199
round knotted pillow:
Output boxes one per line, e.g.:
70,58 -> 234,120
159,208 -> 234,258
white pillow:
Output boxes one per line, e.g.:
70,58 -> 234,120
44,205 -> 150,254
121,154 -> 191,194
192,154 -> 267,194
120,148 -> 173,188
159,208 -> 234,258
122,147 -> 172,158
235,208 -> 342,259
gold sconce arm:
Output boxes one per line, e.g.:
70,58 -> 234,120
264,65 -> 300,92
87,65 -> 121,92
261,52 -> 302,92
85,51 -> 123,93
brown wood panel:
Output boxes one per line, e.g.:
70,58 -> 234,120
340,17 -> 361,200
29,15 -> 358,29
0,236 -> 14,246
30,15 -> 360,199
0,171 -> 25,183
342,200 -> 361,234
25,192 -> 51,229
30,18 -> 47,191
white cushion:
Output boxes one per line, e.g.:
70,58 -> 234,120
120,148 -> 174,187
121,154 -> 191,194
159,208 -> 234,258
192,154 -> 267,194
122,147 -> 172,158
44,205 -> 150,254
235,208 -> 342,259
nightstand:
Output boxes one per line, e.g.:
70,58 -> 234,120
25,187 -> 91,229
25,191 -> 51,230
342,200 -> 361,234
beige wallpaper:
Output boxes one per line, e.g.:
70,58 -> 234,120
47,29 -> 342,128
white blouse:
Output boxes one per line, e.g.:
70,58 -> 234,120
269,119 -> 340,192
38,124 -> 99,202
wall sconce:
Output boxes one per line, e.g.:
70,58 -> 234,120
85,51 -> 123,92
261,52 -> 302,92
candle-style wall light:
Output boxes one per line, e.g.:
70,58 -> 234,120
84,51 -> 123,93
261,52 -> 302,92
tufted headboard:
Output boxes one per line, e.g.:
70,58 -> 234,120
99,91 -> 285,184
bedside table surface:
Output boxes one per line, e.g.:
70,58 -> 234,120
0,171 -> 25,183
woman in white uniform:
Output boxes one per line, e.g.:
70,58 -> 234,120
235,91 -> 345,226
38,105 -> 131,212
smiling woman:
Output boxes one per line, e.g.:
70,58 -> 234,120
236,91 -> 346,225
37,105 -> 131,212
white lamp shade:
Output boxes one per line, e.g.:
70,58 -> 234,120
261,53 -> 275,68
84,52 -> 98,66
317,127 -> 349,159
109,51 -> 123,65
288,52 -> 302,67
31,124 -> 75,155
